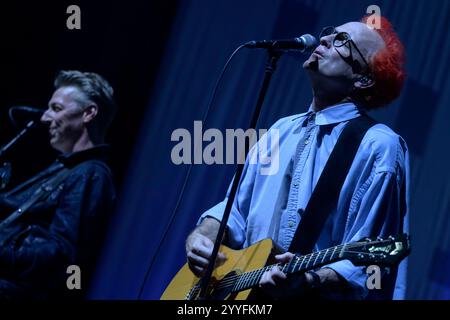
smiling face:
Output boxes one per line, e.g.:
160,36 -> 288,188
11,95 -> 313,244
303,22 -> 385,91
40,86 -> 87,153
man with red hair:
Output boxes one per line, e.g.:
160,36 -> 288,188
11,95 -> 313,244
186,16 -> 408,299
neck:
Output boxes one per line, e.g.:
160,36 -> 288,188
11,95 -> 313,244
70,131 -> 98,153
311,96 -> 352,112
307,73 -> 354,112
72,140 -> 95,153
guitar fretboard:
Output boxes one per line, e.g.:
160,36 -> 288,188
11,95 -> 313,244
228,243 -> 347,293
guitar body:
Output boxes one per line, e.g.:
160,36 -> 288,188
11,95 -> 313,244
161,238 -> 274,300
161,234 -> 410,300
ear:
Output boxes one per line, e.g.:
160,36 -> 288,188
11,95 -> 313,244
354,75 -> 375,89
82,104 -> 98,124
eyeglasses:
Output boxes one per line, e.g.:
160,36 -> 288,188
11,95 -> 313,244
319,26 -> 372,75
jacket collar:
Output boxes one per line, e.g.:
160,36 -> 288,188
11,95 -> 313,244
57,144 -> 111,168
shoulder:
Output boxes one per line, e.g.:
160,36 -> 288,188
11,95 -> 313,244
65,160 -> 113,186
361,123 -> 408,174
269,114 -> 304,130
252,114 -> 305,148
271,113 -> 306,128
72,160 -> 111,176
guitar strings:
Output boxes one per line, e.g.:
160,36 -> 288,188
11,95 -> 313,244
207,240 -> 391,291
188,246 -> 336,297
214,244 -> 349,290
188,239 -> 395,299
187,242 -> 383,298
212,246 -> 345,290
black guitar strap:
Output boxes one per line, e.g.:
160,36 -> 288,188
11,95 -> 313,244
288,115 -> 377,255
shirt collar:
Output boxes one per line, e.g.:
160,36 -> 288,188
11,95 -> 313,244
57,144 -> 111,168
294,102 -> 364,126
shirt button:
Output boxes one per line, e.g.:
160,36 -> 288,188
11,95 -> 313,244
288,221 -> 295,228
304,139 -> 309,145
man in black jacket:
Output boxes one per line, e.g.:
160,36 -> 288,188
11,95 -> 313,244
0,70 -> 117,299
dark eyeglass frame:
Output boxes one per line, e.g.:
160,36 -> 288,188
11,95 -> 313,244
319,26 -> 372,75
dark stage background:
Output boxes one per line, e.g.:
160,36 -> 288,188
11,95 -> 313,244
0,0 -> 177,190
1,0 -> 450,300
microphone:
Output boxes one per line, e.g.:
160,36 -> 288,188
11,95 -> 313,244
9,106 -> 45,117
244,34 -> 318,53
8,106 -> 45,129
0,106 -> 45,159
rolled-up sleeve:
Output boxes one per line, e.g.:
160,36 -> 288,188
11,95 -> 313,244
198,144 -> 264,248
198,163 -> 254,248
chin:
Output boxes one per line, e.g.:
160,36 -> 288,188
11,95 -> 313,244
302,56 -> 312,68
50,142 -> 63,153
303,56 -> 319,72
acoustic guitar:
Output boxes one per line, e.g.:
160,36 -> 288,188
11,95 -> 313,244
161,234 -> 410,300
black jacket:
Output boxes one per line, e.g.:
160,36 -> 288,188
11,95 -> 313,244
0,145 -> 115,300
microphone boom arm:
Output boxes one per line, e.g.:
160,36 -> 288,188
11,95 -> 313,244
0,120 -> 37,159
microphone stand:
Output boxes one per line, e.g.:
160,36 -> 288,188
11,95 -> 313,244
198,49 -> 282,299
0,120 -> 36,189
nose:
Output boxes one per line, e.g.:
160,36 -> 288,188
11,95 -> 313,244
40,109 -> 52,124
319,35 -> 332,49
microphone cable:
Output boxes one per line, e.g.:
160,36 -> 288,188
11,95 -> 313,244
137,44 -> 247,299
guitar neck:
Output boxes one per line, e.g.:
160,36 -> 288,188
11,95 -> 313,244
230,243 -> 347,293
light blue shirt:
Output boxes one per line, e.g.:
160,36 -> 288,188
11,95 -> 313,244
199,102 -> 409,299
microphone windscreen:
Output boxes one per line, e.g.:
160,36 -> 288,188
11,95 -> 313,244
300,34 -> 318,50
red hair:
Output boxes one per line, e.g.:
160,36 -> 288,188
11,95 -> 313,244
358,15 -> 406,110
